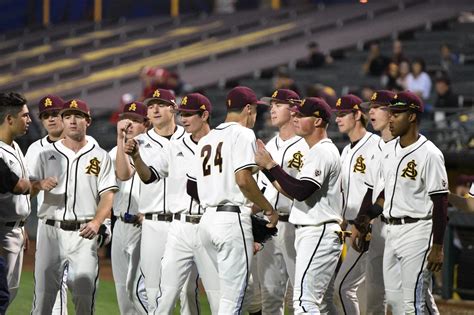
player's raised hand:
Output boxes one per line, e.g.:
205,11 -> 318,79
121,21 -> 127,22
124,139 -> 139,158
255,139 -> 276,170
40,176 -> 58,191
79,220 -> 101,240
117,119 -> 132,140
427,244 -> 443,272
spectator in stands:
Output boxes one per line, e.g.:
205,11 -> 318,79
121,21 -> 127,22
363,41 -> 390,77
397,60 -> 411,89
140,66 -> 170,99
391,39 -> 407,65
296,41 -> 333,69
271,67 -> 300,95
434,76 -> 458,109
440,43 -> 460,73
381,62 -> 404,91
359,85 -> 375,102
306,83 -> 337,107
406,58 -> 432,100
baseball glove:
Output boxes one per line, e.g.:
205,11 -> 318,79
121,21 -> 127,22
97,218 -> 112,248
352,215 -> 371,253
251,215 -> 278,244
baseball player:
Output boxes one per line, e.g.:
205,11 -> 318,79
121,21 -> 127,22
117,89 -> 197,314
255,89 -> 308,315
448,183 -> 474,212
186,86 -> 278,314
0,92 -> 31,306
332,94 -> 381,314
352,91 -> 448,314
255,97 -> 343,314
154,93 -> 221,314
30,99 -> 118,314
25,94 -> 70,315
110,101 -> 149,314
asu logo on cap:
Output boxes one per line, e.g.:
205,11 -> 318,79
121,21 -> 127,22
44,98 -> 53,107
153,90 -> 161,98
70,100 -> 78,108
336,98 -> 341,107
128,103 -> 137,111
272,90 -> 278,98
182,97 -> 188,106
371,93 -> 377,101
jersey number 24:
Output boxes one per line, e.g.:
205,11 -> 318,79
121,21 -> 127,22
201,142 -> 223,176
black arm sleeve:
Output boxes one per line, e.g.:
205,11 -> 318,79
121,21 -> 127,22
261,169 -> 275,183
0,159 -> 19,194
431,193 -> 448,245
142,166 -> 158,184
269,165 -> 319,201
357,188 -> 373,218
186,179 -> 200,203
366,190 -> 385,219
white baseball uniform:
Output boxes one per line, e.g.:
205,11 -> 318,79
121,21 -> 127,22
379,134 -> 448,314
0,140 -> 30,303
134,126 -> 199,314
153,133 -> 219,315
26,135 -> 97,315
288,138 -> 343,314
256,135 -> 308,315
188,122 -> 256,314
109,146 -> 147,314
334,132 -> 384,315
30,139 -> 118,314
469,184 -> 474,197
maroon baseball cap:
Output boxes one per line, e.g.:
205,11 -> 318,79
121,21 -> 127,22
143,89 -> 176,106
120,101 -> 148,121
226,86 -> 266,111
333,94 -> 363,112
60,99 -> 91,117
360,90 -> 396,110
389,91 -> 424,113
260,89 -> 300,105
177,93 -> 212,113
38,95 -> 64,115
290,97 -> 332,122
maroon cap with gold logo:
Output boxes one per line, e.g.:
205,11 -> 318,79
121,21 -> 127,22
333,94 -> 363,112
120,101 -> 148,121
60,99 -> 91,117
143,89 -> 176,106
177,93 -> 212,113
226,86 -> 266,111
290,97 -> 332,122
260,89 -> 300,105
38,95 -> 64,115
389,91 -> 424,113
360,90 -> 396,110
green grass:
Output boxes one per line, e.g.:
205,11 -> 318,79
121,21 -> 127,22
9,271 -> 212,314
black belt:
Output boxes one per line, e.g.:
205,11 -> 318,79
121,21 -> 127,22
3,220 -> 25,227
295,220 -> 339,229
144,213 -> 173,222
348,220 -> 355,225
381,215 -> 422,225
45,219 -> 89,231
173,213 -> 202,224
216,205 -> 241,213
278,213 -> 290,222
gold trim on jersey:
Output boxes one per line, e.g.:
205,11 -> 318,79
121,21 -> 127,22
85,157 -> 101,176
401,159 -> 417,180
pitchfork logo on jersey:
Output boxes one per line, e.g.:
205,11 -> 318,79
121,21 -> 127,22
353,155 -> 366,173
85,157 -> 101,176
401,159 -> 417,180
287,151 -> 304,171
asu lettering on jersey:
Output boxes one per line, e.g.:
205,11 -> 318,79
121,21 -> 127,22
0,140 -> 30,221
31,140 -> 118,221
380,135 -> 449,219
340,132 -> 380,220
258,135 -> 308,214
134,126 -> 185,214
289,139 -> 342,225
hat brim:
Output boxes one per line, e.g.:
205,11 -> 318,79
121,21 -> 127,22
176,108 -> 205,113
119,112 -> 148,121
360,101 -> 390,110
143,97 -> 175,106
59,108 -> 90,117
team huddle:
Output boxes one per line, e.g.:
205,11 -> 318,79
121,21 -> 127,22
0,85 -> 455,314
